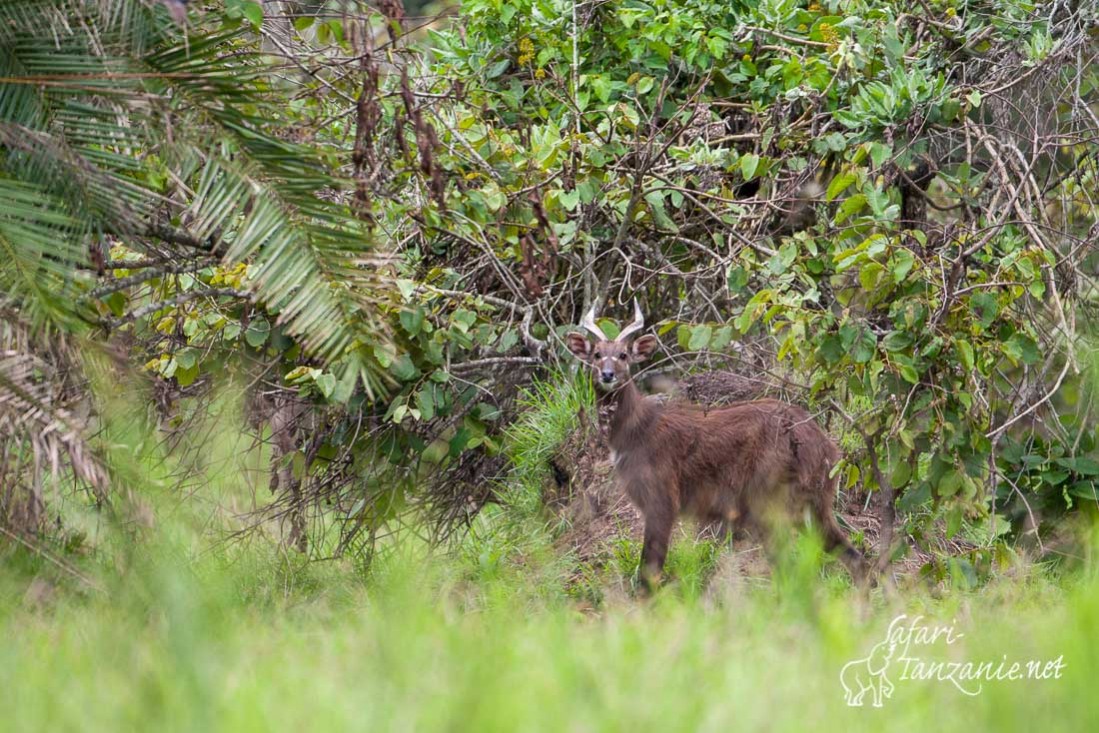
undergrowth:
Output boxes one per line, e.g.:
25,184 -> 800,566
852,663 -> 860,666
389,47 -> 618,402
501,368 -> 595,517
3,376 -> 1099,731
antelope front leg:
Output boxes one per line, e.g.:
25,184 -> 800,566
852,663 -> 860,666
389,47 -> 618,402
639,506 -> 674,593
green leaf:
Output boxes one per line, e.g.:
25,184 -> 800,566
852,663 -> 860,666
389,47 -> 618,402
881,331 -> 912,352
1067,481 -> 1099,500
891,249 -> 914,282
852,329 -> 877,363
970,292 -> 999,329
245,318 -> 271,347
938,468 -> 963,497
175,347 -> 199,370
727,265 -> 749,293
374,346 -> 394,368
1056,457 -> 1099,476
389,354 -> 419,381
688,325 -> 713,351
422,439 -> 449,464
103,291 -> 127,317
239,1 -> 264,29
400,307 -> 425,336
834,194 -> 868,224
818,335 -> 844,364
739,153 -> 760,181
894,355 -> 919,384
826,171 -> 857,201
956,340 -> 975,371
451,309 -> 477,333
769,242 -> 798,275
1002,333 -> 1040,365
890,460 -> 912,488
415,386 -> 436,421
858,262 -> 885,292
711,325 -> 734,350
676,325 -> 692,350
396,279 -> 416,301
1040,469 -> 1070,486
449,426 -> 472,457
945,505 -> 963,537
558,189 -> 580,211
644,190 -> 677,231
869,143 -> 892,169
314,372 -> 336,399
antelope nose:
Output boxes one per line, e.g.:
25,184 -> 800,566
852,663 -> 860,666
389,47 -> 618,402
600,370 -> 615,383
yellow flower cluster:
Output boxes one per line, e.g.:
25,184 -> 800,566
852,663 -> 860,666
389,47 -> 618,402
808,2 -> 821,10
209,261 -> 248,289
534,68 -> 546,80
155,316 -> 176,335
144,354 -> 169,372
517,37 -> 534,66
819,22 -> 840,51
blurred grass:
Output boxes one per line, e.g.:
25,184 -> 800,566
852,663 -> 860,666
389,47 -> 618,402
3,535 -> 1098,733
2,377 -> 1099,732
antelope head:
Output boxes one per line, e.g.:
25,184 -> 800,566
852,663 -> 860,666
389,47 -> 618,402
565,300 -> 658,390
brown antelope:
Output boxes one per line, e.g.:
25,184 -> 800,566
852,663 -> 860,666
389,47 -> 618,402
565,301 -> 868,590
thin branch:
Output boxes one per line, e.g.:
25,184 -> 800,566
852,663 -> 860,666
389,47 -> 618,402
108,288 -> 251,328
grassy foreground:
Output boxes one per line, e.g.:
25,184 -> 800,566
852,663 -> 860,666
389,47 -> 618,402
2,518 -> 1098,733
2,384 -> 1097,732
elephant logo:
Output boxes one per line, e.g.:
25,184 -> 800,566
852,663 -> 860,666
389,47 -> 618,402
840,639 -> 897,707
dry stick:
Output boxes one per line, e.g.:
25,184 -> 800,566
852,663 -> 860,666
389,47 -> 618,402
996,469 -> 1045,555
994,130 -> 1080,371
418,285 -> 522,313
570,0 -> 581,137
737,25 -> 831,49
260,25 -> 357,105
108,288 -> 251,328
828,400 -> 898,587
417,285 -> 548,358
427,107 -> 504,183
0,525 -> 106,595
986,359 -> 1072,439
448,356 -> 541,371
145,224 -> 218,253
86,258 -> 216,299
597,75 -> 713,311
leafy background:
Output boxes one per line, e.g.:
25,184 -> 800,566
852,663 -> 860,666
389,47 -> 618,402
1,3 -> 1099,726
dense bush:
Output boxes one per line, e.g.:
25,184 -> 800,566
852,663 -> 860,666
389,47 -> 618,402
2,1 -> 1097,566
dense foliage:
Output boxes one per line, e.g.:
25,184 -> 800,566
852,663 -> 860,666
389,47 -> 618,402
2,0 -> 1098,568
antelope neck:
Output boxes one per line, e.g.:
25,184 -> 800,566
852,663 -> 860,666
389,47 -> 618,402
597,379 -> 653,452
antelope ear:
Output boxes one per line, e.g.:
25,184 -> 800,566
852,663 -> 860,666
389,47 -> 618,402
565,332 -> 593,360
631,334 -> 658,361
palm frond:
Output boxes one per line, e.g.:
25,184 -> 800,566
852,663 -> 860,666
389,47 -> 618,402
0,319 -> 108,533
0,178 -> 94,330
0,0 -> 396,395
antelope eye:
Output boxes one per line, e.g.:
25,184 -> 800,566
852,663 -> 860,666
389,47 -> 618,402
618,354 -> 628,360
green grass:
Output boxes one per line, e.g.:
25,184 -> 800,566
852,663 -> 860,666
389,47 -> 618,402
502,368 -> 595,516
3,534 -> 1098,733
3,376 -> 1099,732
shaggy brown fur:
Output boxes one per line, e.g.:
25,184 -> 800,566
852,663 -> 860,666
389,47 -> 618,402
566,330 -> 868,590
